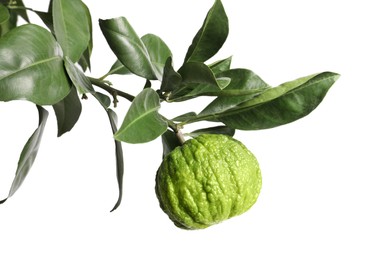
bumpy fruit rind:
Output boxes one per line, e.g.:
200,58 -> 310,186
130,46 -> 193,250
155,134 -> 262,229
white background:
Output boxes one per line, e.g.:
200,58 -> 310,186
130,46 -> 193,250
1,0 -> 390,259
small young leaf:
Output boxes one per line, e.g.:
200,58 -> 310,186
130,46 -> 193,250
77,2 -> 93,71
141,34 -> 172,80
199,69 -> 270,116
0,4 -> 10,25
115,88 -> 167,144
0,24 -> 71,105
0,106 -> 49,204
52,0 -> 91,62
218,72 -> 340,130
53,86 -> 82,137
99,17 -> 157,80
160,56 -> 182,93
188,125 -> 235,137
161,130 -> 182,158
169,62 -> 228,101
183,0 -> 228,63
107,109 -> 124,212
209,56 -> 233,74
106,60 -> 132,77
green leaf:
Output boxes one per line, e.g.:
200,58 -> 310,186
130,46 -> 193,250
209,56 -> 232,74
115,88 -> 167,143
188,125 -> 235,137
7,0 -> 29,22
99,17 -> 157,80
77,2 -> 93,72
217,72 -> 340,130
53,86 -> 82,137
172,112 -> 197,123
0,24 -> 71,105
199,69 -> 270,116
160,56 -> 181,93
106,59 -> 132,77
161,130 -> 182,158
141,34 -> 172,80
0,8 -> 17,37
64,57 -> 112,109
183,0 -> 228,63
0,4 -> 10,25
169,62 -> 229,101
107,109 -> 124,212
52,0 -> 91,62
0,106 -> 49,204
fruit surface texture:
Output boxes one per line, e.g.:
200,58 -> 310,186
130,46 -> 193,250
155,134 -> 262,229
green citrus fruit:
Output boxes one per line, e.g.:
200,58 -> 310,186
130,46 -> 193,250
155,134 -> 262,230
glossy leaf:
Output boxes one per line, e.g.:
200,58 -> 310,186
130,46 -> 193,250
209,56 -> 232,74
99,17 -> 157,80
183,0 -> 228,63
115,88 -> 167,144
106,60 -> 132,77
77,2 -> 93,71
199,69 -> 270,116
53,86 -> 82,137
107,109 -> 124,212
0,4 -> 9,25
161,130 -> 182,158
169,62 -> 230,101
217,72 -> 340,130
188,125 -> 235,137
64,57 -> 111,109
0,106 -> 48,204
160,57 -> 181,93
52,0 -> 90,62
0,24 -> 71,105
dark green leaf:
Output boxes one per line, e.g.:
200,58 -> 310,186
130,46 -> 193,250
64,57 -> 111,109
0,106 -> 48,204
217,72 -> 340,130
209,56 -> 232,74
199,69 -> 270,116
77,2 -> 93,71
7,0 -> 29,22
188,125 -> 235,137
169,62 -> 230,101
107,109 -> 124,212
141,34 -> 172,80
115,88 -> 167,143
0,4 -> 10,25
53,86 -> 82,137
0,8 -> 17,37
161,130 -> 182,158
35,11 -> 54,31
52,0 -> 91,62
183,0 -> 228,63
64,56 -> 94,95
172,112 -> 197,123
99,17 -> 157,80
160,56 -> 181,93
0,24 -> 71,105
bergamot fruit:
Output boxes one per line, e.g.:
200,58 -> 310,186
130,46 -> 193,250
155,134 -> 261,229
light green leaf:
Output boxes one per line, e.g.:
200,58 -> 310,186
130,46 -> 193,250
0,24 -> 71,105
53,86 -> 82,137
52,0 -> 90,62
183,0 -> 228,63
0,106 -> 48,204
115,88 -> 167,143
99,17 -> 157,80
106,59 -> 132,77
